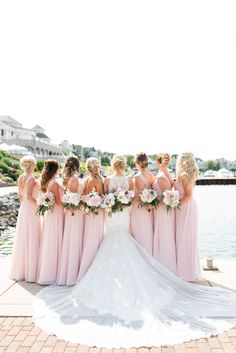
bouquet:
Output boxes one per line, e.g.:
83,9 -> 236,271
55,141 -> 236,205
162,190 -> 180,213
102,189 -> 134,216
36,192 -> 55,216
101,193 -> 116,216
82,191 -> 103,216
114,188 -> 134,212
62,192 -> 82,215
139,188 -> 160,212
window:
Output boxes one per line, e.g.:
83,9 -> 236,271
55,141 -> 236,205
1,129 -> 4,136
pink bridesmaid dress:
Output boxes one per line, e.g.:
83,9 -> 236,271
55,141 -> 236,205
152,175 -> 177,274
10,175 -> 41,282
57,179 -> 84,286
130,174 -> 153,254
77,209 -> 104,281
175,180 -> 201,281
37,179 -> 64,285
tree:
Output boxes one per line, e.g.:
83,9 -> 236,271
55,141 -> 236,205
206,160 -> 214,170
101,155 -> 110,166
214,160 -> 221,171
125,155 -> 135,168
148,154 -> 157,161
72,150 -> 81,159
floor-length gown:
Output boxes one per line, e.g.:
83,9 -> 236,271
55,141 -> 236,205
37,179 -> 64,285
152,175 -> 177,274
77,209 -> 104,281
10,175 -> 41,282
130,174 -> 153,254
57,181 -> 84,286
175,180 -> 201,281
33,175 -> 236,348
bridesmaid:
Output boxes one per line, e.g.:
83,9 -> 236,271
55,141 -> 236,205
130,153 -> 155,254
152,153 -> 177,274
77,158 -> 104,281
10,156 -> 40,282
175,152 -> 201,282
57,156 -> 84,286
37,160 -> 64,285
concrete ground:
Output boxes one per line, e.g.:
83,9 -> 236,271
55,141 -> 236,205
0,257 -> 236,352
0,186 -> 18,197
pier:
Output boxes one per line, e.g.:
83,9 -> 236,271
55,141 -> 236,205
196,178 -> 236,185
0,257 -> 235,352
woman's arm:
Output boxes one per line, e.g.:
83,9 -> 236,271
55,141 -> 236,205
128,177 -> 134,191
179,176 -> 194,205
26,178 -> 37,204
50,183 -> 63,207
149,171 -> 156,186
18,176 -> 23,203
82,178 -> 89,195
132,176 -> 140,203
97,179 -> 104,195
104,178 -> 110,194
158,176 -> 171,193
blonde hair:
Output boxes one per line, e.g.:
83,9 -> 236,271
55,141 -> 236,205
134,152 -> 149,169
176,152 -> 199,182
156,153 -> 171,166
86,157 -> 102,180
20,155 -> 36,167
111,155 -> 127,171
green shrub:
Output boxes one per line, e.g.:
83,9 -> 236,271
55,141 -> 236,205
0,149 -> 19,161
2,176 -> 15,184
1,157 -> 20,169
0,149 -> 21,182
80,161 -> 86,175
0,161 -> 10,174
36,160 -> 45,172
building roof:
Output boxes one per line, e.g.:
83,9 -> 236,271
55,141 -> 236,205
0,116 -> 22,126
36,132 -> 50,139
32,125 -> 44,131
0,121 -> 15,130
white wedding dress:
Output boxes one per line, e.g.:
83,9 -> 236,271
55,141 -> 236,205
33,175 -> 236,348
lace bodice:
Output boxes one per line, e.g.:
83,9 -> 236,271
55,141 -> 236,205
108,175 -> 129,192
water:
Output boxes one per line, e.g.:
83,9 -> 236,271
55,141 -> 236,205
195,185 -> 236,259
0,186 -> 236,259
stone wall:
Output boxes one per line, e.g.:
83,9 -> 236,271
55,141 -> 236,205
0,193 -> 20,232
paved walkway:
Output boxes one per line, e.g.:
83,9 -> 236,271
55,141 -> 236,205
0,258 -> 236,352
0,186 -> 18,197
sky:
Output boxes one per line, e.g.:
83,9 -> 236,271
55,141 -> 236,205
0,0 -> 236,161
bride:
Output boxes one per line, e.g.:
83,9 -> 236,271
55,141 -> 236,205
33,155 -> 236,348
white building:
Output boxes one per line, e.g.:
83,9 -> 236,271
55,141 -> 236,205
0,116 -> 36,141
59,140 -> 73,154
0,116 -> 64,160
32,125 -> 51,143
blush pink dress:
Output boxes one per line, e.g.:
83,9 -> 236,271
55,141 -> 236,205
152,175 -> 177,274
37,179 -> 64,285
57,179 -> 84,286
10,175 -> 41,282
130,174 -> 154,254
77,209 -> 104,281
175,180 -> 201,281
